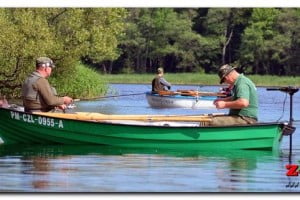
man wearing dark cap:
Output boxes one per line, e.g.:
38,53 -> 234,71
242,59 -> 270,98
152,67 -> 172,92
210,64 -> 258,126
22,57 -> 73,113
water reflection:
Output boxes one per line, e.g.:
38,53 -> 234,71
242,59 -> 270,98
0,144 -> 279,192
0,84 -> 299,192
0,144 -> 277,159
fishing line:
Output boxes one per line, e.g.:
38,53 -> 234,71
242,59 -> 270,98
293,120 -> 300,125
276,92 -> 288,122
99,92 -> 146,99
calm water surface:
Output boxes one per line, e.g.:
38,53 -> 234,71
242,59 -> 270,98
0,84 -> 299,192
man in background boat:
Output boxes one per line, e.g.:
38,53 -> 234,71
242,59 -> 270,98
210,64 -> 258,126
22,57 -> 73,113
151,67 -> 172,93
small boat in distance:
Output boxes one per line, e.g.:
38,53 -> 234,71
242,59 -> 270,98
146,90 -> 225,109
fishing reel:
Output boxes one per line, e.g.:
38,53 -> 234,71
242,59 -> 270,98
66,103 -> 76,109
282,122 -> 296,136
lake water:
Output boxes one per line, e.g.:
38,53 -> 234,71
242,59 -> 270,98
0,84 -> 299,192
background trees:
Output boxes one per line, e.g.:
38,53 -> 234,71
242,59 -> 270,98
0,8 -> 299,97
108,8 -> 300,76
0,8 -> 126,97
111,8 -> 205,74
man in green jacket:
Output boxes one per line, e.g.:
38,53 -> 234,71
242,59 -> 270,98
211,64 -> 258,126
22,57 -> 73,113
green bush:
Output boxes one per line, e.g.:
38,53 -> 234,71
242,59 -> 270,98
50,64 -> 107,99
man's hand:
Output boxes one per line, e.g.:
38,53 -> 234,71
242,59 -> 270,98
214,100 -> 226,109
57,104 -> 67,110
63,96 -> 73,105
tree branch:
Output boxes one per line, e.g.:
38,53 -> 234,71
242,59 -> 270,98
0,57 -> 23,89
222,28 -> 234,64
0,57 -> 22,80
48,8 -> 68,25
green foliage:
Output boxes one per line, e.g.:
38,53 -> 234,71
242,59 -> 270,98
0,7 -> 299,101
239,8 -> 300,75
101,73 -> 300,87
112,8 -> 299,76
0,8 -> 126,97
117,8 -> 205,73
204,8 -> 231,36
50,64 -> 107,99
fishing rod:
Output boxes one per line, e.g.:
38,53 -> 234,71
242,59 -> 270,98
77,92 -> 147,101
98,92 -> 147,99
64,92 -> 147,111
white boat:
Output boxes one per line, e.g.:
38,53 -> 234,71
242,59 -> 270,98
146,91 -> 216,109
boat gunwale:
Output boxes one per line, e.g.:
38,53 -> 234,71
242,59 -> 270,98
1,107 -> 285,129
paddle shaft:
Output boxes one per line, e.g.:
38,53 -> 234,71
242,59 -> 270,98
158,90 -> 226,97
35,112 -> 212,122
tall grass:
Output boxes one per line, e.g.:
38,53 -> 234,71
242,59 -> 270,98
102,73 -> 300,87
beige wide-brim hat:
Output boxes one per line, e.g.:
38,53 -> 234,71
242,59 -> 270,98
218,64 -> 236,84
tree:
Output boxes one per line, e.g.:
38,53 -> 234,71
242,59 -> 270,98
198,8 -> 253,73
238,8 -> 285,75
114,8 -> 207,74
275,8 -> 300,75
0,8 -> 126,97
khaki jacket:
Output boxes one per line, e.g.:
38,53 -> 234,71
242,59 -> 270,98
22,72 -> 64,112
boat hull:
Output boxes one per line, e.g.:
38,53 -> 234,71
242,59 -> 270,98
0,108 -> 283,150
146,92 -> 216,109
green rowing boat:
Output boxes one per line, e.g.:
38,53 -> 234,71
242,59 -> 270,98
0,107 -> 285,150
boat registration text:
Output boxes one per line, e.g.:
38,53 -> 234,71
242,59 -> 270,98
10,111 -> 64,128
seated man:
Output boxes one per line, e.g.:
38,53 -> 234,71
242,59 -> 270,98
211,64 -> 258,126
151,67 -> 171,93
22,57 -> 73,113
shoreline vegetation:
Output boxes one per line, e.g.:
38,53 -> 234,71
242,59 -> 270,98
5,63 -> 300,104
101,73 -> 300,87
6,69 -> 299,104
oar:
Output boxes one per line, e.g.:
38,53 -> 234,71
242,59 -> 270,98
177,90 -> 226,97
34,112 -> 212,122
157,91 -> 179,96
158,90 -> 226,97
195,92 -> 226,97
